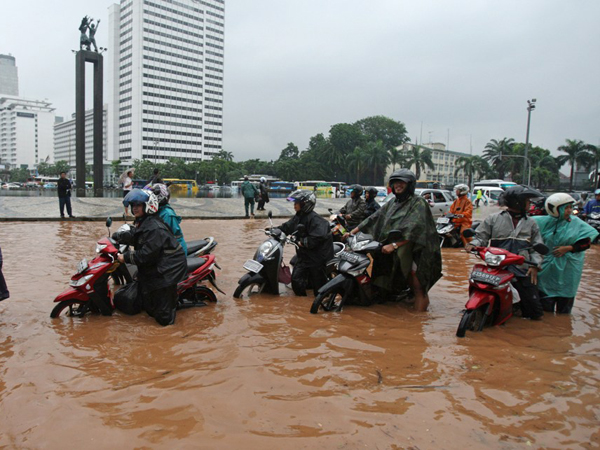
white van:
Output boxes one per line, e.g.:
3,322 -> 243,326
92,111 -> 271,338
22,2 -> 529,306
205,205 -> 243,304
473,179 -> 517,190
474,187 -> 504,205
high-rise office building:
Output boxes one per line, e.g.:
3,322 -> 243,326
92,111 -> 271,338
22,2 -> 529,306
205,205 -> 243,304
54,106 -> 108,167
107,0 -> 225,164
0,54 -> 19,96
0,96 -> 55,169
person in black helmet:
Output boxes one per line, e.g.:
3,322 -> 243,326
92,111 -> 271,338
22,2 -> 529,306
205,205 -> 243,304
466,185 -> 545,320
337,184 -> 367,230
350,169 -> 442,311
364,187 -> 381,217
276,190 -> 334,296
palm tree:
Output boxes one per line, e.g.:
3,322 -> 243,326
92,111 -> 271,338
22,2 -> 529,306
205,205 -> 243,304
404,145 -> 434,180
346,146 -> 365,184
483,138 -> 515,180
388,146 -> 405,172
556,139 -> 593,191
454,155 -> 488,188
363,140 -> 390,185
215,150 -> 234,162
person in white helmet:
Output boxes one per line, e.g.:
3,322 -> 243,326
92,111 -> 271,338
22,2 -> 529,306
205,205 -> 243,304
533,193 -> 598,314
449,184 -> 473,247
257,177 -> 269,211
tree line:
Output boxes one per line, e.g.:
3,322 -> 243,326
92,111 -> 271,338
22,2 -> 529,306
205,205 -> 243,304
8,114 -> 598,192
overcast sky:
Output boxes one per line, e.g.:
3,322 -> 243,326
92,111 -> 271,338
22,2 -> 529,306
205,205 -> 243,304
2,0 -> 599,161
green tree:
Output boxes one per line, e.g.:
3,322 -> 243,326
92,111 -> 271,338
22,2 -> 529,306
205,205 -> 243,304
388,147 -> 405,172
214,150 -> 234,162
353,116 -> 409,149
9,167 -> 30,182
454,155 -> 489,188
362,140 -> 390,185
404,145 -> 434,180
346,147 -> 365,184
279,142 -> 299,160
483,138 -> 515,180
54,160 -> 71,175
556,139 -> 593,191
328,123 -> 365,179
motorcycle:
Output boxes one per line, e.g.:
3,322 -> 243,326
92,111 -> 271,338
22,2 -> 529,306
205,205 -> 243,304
310,230 -> 405,314
586,212 -> 600,243
51,218 -> 224,318
328,208 -> 349,242
436,214 -> 480,248
233,211 -> 343,299
456,228 -> 549,338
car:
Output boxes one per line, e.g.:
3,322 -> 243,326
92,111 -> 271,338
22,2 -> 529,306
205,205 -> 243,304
380,188 -> 455,218
43,182 -> 57,189
1,182 -> 21,190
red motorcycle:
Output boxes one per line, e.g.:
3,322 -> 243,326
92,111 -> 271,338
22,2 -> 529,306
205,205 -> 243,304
456,229 -> 548,337
51,218 -> 223,318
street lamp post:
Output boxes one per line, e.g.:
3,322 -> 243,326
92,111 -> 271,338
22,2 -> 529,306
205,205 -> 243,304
524,99 -> 536,186
153,140 -> 159,164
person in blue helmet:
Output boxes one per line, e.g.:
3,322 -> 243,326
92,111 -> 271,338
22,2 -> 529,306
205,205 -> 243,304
116,189 -> 187,326
582,188 -> 600,217
150,183 -> 188,256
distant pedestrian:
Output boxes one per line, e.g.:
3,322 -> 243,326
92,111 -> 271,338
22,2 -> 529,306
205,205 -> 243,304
57,171 -> 74,218
474,189 -> 483,208
257,177 -> 269,211
146,168 -> 162,187
0,245 -> 9,301
241,176 -> 259,218
122,170 -> 134,217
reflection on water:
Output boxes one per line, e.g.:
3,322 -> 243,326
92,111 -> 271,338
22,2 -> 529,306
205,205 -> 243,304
0,220 -> 599,448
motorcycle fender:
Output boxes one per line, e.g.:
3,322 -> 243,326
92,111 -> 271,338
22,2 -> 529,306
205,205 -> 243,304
316,273 -> 353,297
465,290 -> 495,314
238,272 -> 265,287
54,287 -> 88,303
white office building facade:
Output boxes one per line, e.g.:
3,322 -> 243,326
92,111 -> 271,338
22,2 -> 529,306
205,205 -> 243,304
108,0 -> 225,164
0,96 -> 55,170
0,54 -> 19,96
54,106 -> 108,167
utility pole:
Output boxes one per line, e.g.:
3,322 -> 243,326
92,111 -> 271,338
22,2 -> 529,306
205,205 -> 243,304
524,99 -> 536,186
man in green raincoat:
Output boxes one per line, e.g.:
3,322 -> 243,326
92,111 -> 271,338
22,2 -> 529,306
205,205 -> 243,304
533,193 -> 598,314
350,169 -> 442,311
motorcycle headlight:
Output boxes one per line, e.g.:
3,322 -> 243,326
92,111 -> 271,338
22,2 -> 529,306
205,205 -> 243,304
258,241 -> 273,258
96,243 -> 108,253
69,274 -> 93,287
484,251 -> 506,267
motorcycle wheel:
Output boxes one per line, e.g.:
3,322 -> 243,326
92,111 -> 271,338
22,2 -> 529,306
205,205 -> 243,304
233,280 -> 265,299
50,300 -> 90,318
310,287 -> 344,314
195,285 -> 217,303
456,306 -> 487,338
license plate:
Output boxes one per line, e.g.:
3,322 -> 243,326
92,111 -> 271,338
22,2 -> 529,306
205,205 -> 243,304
243,259 -> 263,273
437,217 -> 450,224
471,271 -> 501,286
76,258 -> 88,274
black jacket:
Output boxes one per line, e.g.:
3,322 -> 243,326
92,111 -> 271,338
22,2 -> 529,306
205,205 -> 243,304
365,198 -> 381,217
278,211 -> 333,268
122,214 -> 187,293
259,182 -> 269,202
57,178 -> 72,198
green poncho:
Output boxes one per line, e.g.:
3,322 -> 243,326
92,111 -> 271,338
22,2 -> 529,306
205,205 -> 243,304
533,210 -> 598,298
358,194 -> 442,292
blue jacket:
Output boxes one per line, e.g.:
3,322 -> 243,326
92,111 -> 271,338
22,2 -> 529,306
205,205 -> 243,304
158,204 -> 188,256
584,199 -> 600,215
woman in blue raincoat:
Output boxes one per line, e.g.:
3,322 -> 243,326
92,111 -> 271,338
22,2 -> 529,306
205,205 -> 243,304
533,193 -> 599,314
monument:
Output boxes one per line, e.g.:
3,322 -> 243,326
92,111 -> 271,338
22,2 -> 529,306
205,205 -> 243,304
75,16 -> 103,197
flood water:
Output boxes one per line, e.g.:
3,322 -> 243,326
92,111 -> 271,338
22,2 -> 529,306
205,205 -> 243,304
1,219 -> 599,448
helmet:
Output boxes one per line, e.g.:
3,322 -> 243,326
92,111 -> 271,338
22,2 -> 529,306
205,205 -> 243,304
366,187 -> 378,199
388,168 -> 416,186
388,168 -> 417,200
260,177 -> 266,183
151,183 -> 170,206
595,188 -> 600,195
545,193 -> 575,218
350,184 -> 363,197
500,185 -> 543,213
123,188 -> 159,215
287,189 -> 316,214
454,184 -> 469,196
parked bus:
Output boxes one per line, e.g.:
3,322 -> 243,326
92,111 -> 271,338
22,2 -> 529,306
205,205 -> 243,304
296,180 -> 336,198
163,178 -> 199,196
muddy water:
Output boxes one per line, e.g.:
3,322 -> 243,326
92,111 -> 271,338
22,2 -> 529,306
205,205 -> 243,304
0,219 -> 599,449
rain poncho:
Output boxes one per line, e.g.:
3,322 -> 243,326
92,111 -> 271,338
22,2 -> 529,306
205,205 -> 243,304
358,194 -> 442,292
534,207 -> 599,298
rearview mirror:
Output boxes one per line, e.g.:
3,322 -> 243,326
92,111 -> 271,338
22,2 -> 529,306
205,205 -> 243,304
268,211 -> 273,219
462,228 -> 476,238
533,243 -> 549,255
106,217 -> 112,228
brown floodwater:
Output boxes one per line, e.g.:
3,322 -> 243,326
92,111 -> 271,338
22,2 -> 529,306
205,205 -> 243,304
0,219 -> 599,449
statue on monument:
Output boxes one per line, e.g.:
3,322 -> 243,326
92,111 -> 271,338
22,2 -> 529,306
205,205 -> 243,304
79,16 -> 101,52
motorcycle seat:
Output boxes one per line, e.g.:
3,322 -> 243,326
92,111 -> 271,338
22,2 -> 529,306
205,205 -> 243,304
187,239 -> 209,254
187,257 -> 207,273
